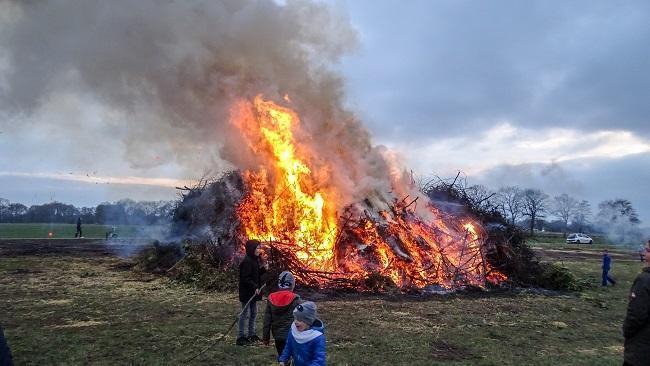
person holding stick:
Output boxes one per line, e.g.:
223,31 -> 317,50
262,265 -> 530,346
236,239 -> 266,346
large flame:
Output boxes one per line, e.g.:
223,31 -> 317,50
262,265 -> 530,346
232,96 -> 338,270
231,95 -> 501,289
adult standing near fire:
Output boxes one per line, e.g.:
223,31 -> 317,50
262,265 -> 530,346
622,239 -> 650,365
237,239 -> 267,346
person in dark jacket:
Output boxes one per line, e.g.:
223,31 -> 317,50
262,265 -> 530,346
75,217 -> 82,238
602,250 -> 616,286
237,239 -> 266,346
623,241 -> 650,365
279,301 -> 326,366
263,271 -> 301,359
0,326 -> 14,366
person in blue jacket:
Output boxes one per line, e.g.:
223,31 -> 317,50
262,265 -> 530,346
279,301 -> 325,366
602,249 -> 616,287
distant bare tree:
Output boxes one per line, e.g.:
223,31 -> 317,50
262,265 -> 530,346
597,199 -> 640,225
552,193 -> 578,235
465,184 -> 496,212
522,189 -> 549,235
596,199 -> 642,244
496,186 -> 524,225
572,200 -> 592,233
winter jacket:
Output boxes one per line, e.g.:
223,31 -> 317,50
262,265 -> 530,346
602,255 -> 612,271
238,241 -> 265,303
0,326 -> 13,366
263,290 -> 301,342
279,319 -> 326,366
623,266 -> 650,366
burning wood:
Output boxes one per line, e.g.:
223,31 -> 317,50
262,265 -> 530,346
171,95 -> 506,292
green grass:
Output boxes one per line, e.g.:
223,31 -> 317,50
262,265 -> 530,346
0,223 -> 163,239
0,243 -> 643,365
527,232 -> 610,247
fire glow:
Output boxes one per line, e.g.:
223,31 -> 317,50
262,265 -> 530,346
231,95 -> 503,290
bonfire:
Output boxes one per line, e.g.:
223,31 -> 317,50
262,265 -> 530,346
173,95 -> 506,291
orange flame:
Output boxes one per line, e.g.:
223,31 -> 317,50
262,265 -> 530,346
232,95 -> 338,270
231,95 -> 503,289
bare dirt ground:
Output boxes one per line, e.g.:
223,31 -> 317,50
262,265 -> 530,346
0,238 -> 151,257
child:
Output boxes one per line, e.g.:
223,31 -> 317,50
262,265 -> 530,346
279,301 -> 326,366
237,239 -> 266,346
263,271 -> 301,359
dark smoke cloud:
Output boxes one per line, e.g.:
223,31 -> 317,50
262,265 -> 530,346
0,0 -> 359,175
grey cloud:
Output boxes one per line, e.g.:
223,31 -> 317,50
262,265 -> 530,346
340,0 -> 650,142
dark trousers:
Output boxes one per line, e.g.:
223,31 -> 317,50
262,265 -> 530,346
275,339 -> 286,356
602,270 -> 616,286
75,227 -> 82,237
275,339 -> 290,366
0,326 -> 14,366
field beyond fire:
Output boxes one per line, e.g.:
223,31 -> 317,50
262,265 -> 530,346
0,239 -> 636,365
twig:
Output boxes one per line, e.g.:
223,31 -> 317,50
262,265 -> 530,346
166,254 -> 188,273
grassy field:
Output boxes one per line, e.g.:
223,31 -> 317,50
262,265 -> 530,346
0,239 -> 644,365
526,231 -> 610,246
0,223 -> 163,239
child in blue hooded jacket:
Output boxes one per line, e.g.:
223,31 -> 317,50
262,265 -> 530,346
278,301 -> 326,366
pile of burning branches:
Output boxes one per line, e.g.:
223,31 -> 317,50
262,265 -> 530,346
157,169 -> 580,293
156,96 -> 576,293
161,170 -> 551,293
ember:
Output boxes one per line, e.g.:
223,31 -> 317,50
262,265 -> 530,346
227,95 -> 504,290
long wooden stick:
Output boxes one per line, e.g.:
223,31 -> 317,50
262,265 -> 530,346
184,283 -> 267,364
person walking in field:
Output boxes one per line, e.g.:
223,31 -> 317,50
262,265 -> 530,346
75,217 -> 82,238
237,239 -> 266,346
623,240 -> 650,365
278,301 -> 326,366
601,249 -> 616,287
263,271 -> 301,362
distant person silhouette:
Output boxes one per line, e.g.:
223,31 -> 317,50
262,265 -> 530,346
75,217 -> 82,238
602,250 -> 616,287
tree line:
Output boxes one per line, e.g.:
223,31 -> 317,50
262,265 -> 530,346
1,185 -> 643,243
0,198 -> 175,225
462,184 -> 643,243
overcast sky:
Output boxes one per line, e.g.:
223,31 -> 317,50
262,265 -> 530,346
1,0 -> 649,225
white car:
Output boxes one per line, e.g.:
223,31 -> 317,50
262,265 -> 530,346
566,233 -> 593,244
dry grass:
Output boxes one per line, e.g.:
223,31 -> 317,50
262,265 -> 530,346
0,240 -> 640,365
